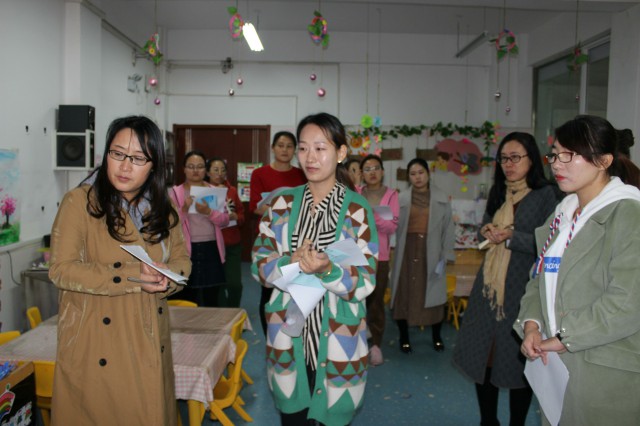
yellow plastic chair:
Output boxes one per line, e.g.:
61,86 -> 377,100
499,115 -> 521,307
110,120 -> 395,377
0,331 -> 20,345
167,300 -> 198,307
446,275 -> 462,330
33,360 -> 55,426
230,311 -> 253,385
27,306 -> 42,329
209,339 -> 253,425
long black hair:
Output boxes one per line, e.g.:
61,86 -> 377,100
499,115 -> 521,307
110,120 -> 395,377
86,115 -> 178,244
296,112 -> 355,191
555,115 -> 640,189
486,132 -> 551,217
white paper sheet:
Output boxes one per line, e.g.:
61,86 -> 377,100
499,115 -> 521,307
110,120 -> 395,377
524,345 -> 569,426
271,239 -> 369,320
120,245 -> 189,285
188,186 -> 227,214
373,205 -> 393,220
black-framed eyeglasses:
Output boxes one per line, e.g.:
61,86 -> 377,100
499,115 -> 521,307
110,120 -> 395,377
108,150 -> 151,166
545,152 -> 579,164
185,164 -> 206,171
363,165 -> 382,173
497,154 -> 528,164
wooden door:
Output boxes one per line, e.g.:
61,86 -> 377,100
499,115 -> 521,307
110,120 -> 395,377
173,125 -> 271,261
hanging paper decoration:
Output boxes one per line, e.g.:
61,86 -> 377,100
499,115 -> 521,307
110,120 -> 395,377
493,29 -> 518,60
228,7 -> 244,39
143,33 -> 163,65
360,114 -> 373,129
567,44 -> 588,72
308,11 -> 329,48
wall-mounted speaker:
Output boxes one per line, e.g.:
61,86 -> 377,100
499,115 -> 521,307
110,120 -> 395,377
57,105 -> 95,132
54,130 -> 95,170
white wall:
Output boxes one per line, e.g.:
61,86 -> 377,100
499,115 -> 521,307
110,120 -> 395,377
0,1 -> 637,330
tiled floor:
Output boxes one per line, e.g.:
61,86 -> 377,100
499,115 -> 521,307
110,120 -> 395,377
183,263 -> 542,425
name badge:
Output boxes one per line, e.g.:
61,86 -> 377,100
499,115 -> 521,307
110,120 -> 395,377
543,256 -> 561,273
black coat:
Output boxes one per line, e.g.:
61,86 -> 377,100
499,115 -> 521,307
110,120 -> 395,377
452,184 -> 562,388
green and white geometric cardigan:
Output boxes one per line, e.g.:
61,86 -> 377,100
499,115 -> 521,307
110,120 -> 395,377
251,185 -> 379,426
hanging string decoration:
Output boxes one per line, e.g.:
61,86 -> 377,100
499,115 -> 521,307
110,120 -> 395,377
143,33 -> 163,65
567,44 -> 588,72
308,11 -> 329,48
228,7 -> 244,39
493,29 -> 518,60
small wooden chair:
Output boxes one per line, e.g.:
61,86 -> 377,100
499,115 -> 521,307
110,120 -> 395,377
167,300 -> 198,307
0,330 -> 20,345
27,306 -> 42,329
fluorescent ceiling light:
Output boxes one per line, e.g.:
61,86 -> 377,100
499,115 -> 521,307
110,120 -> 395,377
243,22 -> 264,52
455,31 -> 489,58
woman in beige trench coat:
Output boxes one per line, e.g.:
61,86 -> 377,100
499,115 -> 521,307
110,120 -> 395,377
48,116 -> 191,426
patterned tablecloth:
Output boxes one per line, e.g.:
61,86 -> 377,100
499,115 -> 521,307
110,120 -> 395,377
0,307 -> 249,405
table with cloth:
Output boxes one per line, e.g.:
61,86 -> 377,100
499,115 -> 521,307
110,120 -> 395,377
0,306 -> 251,426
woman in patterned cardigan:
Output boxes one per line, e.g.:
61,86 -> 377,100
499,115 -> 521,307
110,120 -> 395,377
252,112 -> 379,426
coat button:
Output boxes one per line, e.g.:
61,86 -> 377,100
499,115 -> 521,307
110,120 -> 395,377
99,358 -> 107,366
320,362 -> 326,368
113,276 -> 121,283
316,389 -> 322,395
161,345 -> 165,353
158,307 -> 163,314
113,262 -> 122,268
103,317 -> 111,325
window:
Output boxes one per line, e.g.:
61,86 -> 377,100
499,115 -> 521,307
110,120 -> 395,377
533,39 -> 610,149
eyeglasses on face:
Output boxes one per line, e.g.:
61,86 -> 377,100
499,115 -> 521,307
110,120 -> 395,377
108,150 -> 151,166
185,164 -> 206,171
545,152 -> 579,164
363,165 -> 382,173
209,168 -> 227,174
497,154 -> 528,164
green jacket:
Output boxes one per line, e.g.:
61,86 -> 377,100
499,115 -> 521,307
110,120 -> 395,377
515,198 -> 640,425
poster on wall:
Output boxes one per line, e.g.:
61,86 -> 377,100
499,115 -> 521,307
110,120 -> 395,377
0,150 -> 20,246
237,162 -> 262,202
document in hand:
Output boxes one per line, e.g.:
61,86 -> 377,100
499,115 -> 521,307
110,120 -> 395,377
373,205 -> 393,220
188,186 -> 227,214
523,338 -> 569,426
257,186 -> 291,210
272,238 -> 369,325
120,245 -> 189,285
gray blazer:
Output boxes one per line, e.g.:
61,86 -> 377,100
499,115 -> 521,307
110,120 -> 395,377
390,186 -> 455,308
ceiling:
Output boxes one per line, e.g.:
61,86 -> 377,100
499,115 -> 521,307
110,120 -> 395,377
95,0 -> 639,45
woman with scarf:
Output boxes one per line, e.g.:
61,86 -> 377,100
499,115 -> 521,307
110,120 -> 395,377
252,113 -> 378,426
49,116 -> 191,425
453,132 -> 561,426
517,116 -> 640,425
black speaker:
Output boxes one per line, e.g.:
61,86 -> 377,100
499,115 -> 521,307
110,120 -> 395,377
57,105 -> 95,132
54,131 -> 95,170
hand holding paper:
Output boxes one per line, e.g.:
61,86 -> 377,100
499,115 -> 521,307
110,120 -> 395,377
120,245 -> 188,285
188,186 -> 228,214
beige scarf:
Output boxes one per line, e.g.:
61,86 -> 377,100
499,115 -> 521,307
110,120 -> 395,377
482,178 -> 530,320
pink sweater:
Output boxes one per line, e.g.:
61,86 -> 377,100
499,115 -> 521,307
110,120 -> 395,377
170,183 -> 229,262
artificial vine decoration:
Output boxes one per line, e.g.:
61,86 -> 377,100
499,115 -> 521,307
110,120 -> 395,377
228,7 -> 244,39
142,33 -> 163,65
493,29 -> 518,60
567,44 -> 588,72
308,10 -> 329,48
348,121 -> 499,164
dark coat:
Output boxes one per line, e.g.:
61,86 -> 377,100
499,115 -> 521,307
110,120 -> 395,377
452,184 -> 561,388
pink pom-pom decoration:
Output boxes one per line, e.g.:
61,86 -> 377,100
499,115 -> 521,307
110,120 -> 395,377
154,97 -> 161,105
236,78 -> 243,85
317,88 -> 326,97
310,73 -> 317,81
148,77 -> 158,87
